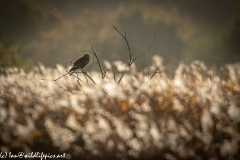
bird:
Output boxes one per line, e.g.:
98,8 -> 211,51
69,54 -> 90,75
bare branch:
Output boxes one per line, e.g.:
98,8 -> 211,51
54,73 -> 69,81
70,73 -> 84,83
131,29 -> 156,65
148,68 -> 151,78
90,46 -> 105,79
149,68 -> 159,80
141,67 -> 161,87
83,71 -> 96,85
113,26 -> 156,85
118,71 -> 126,84
102,69 -> 107,78
113,25 -> 132,66
113,71 -> 116,82
35,70 -> 69,81
82,72 -> 89,82
76,79 -> 81,87
102,67 -> 112,78
86,62 -> 98,72
113,26 -> 156,67
73,70 -> 96,85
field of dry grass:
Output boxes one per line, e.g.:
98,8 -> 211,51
0,56 -> 240,160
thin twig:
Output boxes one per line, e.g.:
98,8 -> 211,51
82,71 -> 89,83
69,72 -> 83,83
141,67 -> 161,88
76,79 -> 81,87
102,67 -> 112,78
54,73 -> 69,81
113,25 -> 132,66
113,26 -> 156,84
82,49 -> 97,72
113,71 -> 116,82
148,68 -> 151,78
86,62 -> 98,72
113,26 -> 156,66
149,68 -> 160,80
90,46 -> 105,79
73,70 -> 96,85
118,71 -> 126,84
84,72 -> 96,85
131,29 -> 156,65
35,70 -> 68,81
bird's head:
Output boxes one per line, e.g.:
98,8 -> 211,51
84,54 -> 90,59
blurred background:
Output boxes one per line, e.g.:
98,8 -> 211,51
1,0 -> 240,71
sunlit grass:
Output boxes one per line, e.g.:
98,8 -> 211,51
0,56 -> 240,160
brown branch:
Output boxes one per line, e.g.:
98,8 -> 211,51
90,46 -> 105,79
74,70 -> 96,85
118,71 -> 126,84
113,25 -> 132,66
148,68 -> 151,78
131,29 -> 156,65
113,26 -> 156,66
141,67 -> 161,87
86,62 -> 98,72
113,26 -> 156,84
70,73 -> 84,84
86,46 -> 111,79
113,71 -> 116,82
84,72 -> 96,85
35,70 -> 69,81
149,68 -> 160,80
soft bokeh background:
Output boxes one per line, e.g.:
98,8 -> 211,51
1,0 -> 240,71
1,1 -> 240,159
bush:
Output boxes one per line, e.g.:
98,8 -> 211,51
0,57 -> 240,160
0,43 -> 33,71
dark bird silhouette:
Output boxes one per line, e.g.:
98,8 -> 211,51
69,54 -> 90,75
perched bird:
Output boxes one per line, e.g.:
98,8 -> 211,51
69,54 -> 90,75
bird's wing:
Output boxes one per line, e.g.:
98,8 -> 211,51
73,57 -> 83,66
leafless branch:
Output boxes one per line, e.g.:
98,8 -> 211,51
88,45 -> 107,79
91,46 -> 103,76
141,68 -> 161,87
118,71 -> 126,84
83,71 -> 96,85
148,68 -> 151,78
131,29 -> 156,65
113,26 -> 156,84
70,72 -> 84,83
54,73 -> 69,81
76,79 -> 81,87
113,25 -> 132,66
86,62 -> 98,72
113,26 -> 156,66
73,70 -> 96,85
40,26 -> 156,87
113,71 -> 116,82
37,66 -> 96,85
149,68 -> 161,80
84,45 -> 111,79
35,70 -> 69,81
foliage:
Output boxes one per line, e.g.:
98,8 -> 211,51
0,43 -> 33,71
0,57 -> 240,160
222,5 -> 240,63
